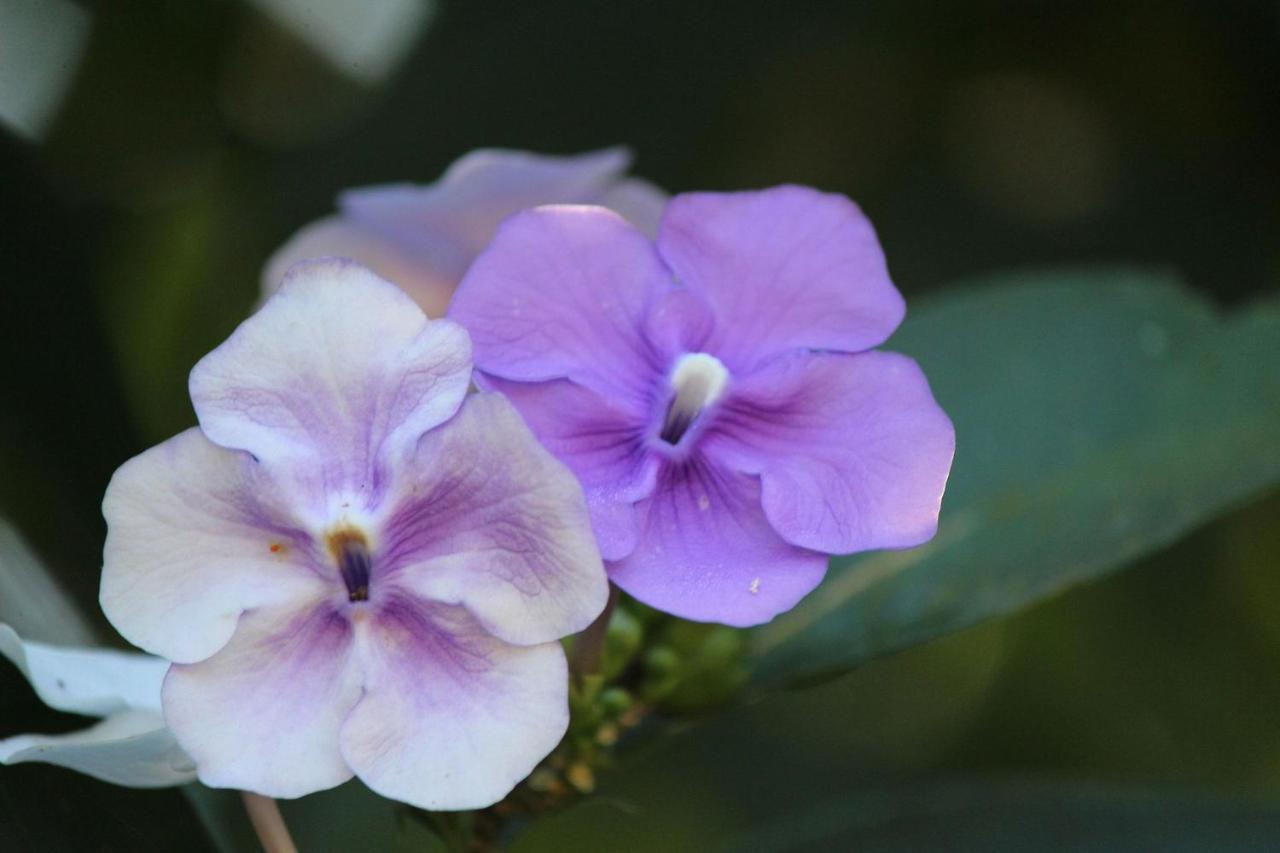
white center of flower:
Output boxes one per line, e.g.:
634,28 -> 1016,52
660,352 -> 730,444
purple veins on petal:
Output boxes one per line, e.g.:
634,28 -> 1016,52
161,601 -> 362,798
374,392 -> 608,647
339,597 -> 570,811
608,456 -> 828,627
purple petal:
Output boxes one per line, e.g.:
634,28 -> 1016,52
641,286 -> 717,363
264,149 -> 667,321
100,428 -> 328,664
191,259 -> 471,502
341,597 -> 568,810
608,459 -> 828,626
479,376 -> 658,561
704,351 -> 955,554
261,217 -> 458,319
656,186 -> 905,372
449,205 -> 669,406
378,393 -> 607,646
341,147 -> 647,284
163,601 -> 362,798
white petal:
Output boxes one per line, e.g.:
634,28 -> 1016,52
0,710 -> 195,787
100,428 -> 328,664
0,624 -> 194,787
191,259 -> 472,501
0,623 -> 166,716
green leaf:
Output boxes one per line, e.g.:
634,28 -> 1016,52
749,269 -> 1280,687
96,171 -> 269,443
721,779 -> 1280,852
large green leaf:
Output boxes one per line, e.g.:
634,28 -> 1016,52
750,270 -> 1280,687
722,779 -> 1280,852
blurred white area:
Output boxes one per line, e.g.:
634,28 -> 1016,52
0,0 -> 91,140
245,0 -> 436,84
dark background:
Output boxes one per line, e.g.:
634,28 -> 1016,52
2,1 -> 1278,849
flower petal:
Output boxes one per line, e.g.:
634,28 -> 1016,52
341,598 -> 568,810
449,205 -> 669,406
264,150 -> 667,321
0,625 -> 192,787
656,186 -> 905,371
641,286 -> 717,363
100,428 -> 326,664
191,259 -> 471,499
162,601 -> 362,798
0,623 -> 166,715
599,176 -> 669,238
705,351 -> 955,553
261,217 -> 458,319
609,459 -> 828,626
478,376 -> 658,561
341,147 -> 647,282
0,710 -> 195,787
379,393 -> 607,645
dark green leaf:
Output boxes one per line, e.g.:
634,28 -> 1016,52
750,269 -> 1280,687
722,778 -> 1280,852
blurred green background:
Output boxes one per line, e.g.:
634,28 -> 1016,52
1,1 -> 1278,850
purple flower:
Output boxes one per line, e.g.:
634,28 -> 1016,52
100,260 -> 607,808
449,186 -> 955,626
263,147 -> 667,318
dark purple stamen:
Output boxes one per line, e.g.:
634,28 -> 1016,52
330,531 -> 371,602
660,405 -> 696,445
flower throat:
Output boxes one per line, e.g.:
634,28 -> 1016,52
328,528 -> 372,602
660,352 -> 730,445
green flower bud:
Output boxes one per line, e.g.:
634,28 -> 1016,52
599,687 -> 633,717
